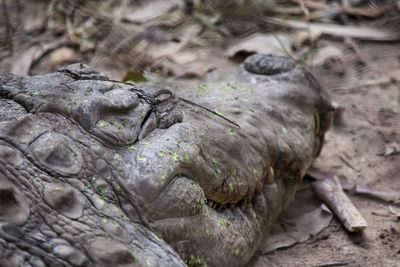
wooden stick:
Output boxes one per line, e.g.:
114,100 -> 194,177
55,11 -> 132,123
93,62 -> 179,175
268,18 -> 400,41
311,175 -> 367,232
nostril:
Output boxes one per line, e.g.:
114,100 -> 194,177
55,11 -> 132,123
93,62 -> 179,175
244,54 -> 296,76
0,187 -> 17,205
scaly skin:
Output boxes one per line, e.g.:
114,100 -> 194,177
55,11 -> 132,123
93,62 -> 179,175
0,54 -> 333,267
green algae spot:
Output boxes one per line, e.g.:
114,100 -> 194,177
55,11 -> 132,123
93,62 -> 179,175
108,119 -> 127,130
231,168 -> 238,178
251,168 -> 258,178
191,182 -> 203,194
203,227 -> 212,238
136,155 -> 148,162
184,154 -> 190,163
153,233 -> 162,241
126,252 -> 137,263
186,255 -> 208,267
175,140 -> 181,147
197,83 -> 210,95
172,151 -> 180,162
229,128 -> 235,136
113,153 -> 122,161
192,201 -> 204,214
228,182 -> 234,193
97,120 -> 109,128
218,217 -> 230,227
219,82 -> 233,92
160,174 -> 167,181
251,210 -> 257,219
282,126 -> 288,134
115,185 -> 122,192
158,151 -> 165,158
234,248 -> 240,256
97,186 -> 107,200
31,90 -> 41,96
127,145 -> 136,151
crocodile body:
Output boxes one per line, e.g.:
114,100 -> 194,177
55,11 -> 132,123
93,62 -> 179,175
0,54 -> 332,267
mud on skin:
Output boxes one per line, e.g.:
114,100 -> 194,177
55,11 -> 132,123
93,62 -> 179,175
0,54 -> 333,267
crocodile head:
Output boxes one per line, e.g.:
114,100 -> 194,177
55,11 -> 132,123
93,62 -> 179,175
0,54 -> 333,266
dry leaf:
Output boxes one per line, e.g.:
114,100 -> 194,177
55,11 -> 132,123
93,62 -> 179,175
389,206 -> 400,219
123,0 -> 181,24
49,47 -> 79,66
294,30 -> 321,46
168,51 -> 198,65
308,46 -> 343,67
259,187 -> 332,253
226,33 -> 293,58
157,60 -> 213,78
379,142 -> 400,156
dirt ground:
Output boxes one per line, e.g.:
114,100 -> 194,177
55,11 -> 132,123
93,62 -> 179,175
250,42 -> 400,267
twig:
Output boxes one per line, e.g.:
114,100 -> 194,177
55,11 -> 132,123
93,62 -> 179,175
351,186 -> 400,205
290,0 -> 393,17
332,76 -> 395,92
311,175 -> 367,232
308,166 -> 400,205
289,0 -> 326,10
316,262 -> 352,267
268,18 -> 400,41
338,154 -> 359,172
371,211 -> 390,218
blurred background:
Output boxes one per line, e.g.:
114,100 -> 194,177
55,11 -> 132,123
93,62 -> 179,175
1,1 -> 399,266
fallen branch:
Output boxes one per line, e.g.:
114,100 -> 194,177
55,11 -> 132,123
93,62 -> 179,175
308,166 -> 400,205
332,76 -> 396,93
269,18 -> 400,41
316,261 -> 352,267
338,154 -> 359,172
308,169 -> 367,232
289,0 -> 393,17
342,182 -> 400,205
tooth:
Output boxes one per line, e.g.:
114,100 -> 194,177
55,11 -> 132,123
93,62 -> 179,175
208,200 -> 217,209
265,167 -> 275,184
212,201 -> 217,209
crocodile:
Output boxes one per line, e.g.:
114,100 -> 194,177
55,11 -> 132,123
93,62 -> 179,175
0,54 -> 333,267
